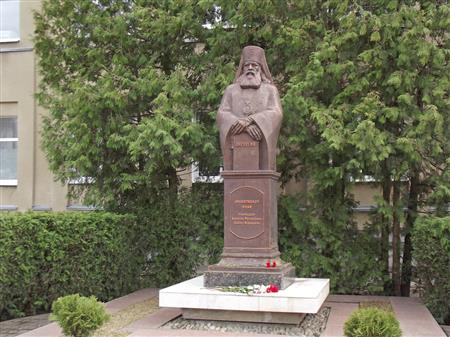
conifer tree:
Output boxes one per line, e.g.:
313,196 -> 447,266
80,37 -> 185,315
283,1 -> 449,295
35,0 -> 449,294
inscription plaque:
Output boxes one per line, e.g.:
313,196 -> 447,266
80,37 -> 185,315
232,133 -> 259,170
230,186 -> 264,240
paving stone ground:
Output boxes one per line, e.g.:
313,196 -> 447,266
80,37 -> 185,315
441,325 -> 450,337
3,289 -> 447,337
0,314 -> 50,337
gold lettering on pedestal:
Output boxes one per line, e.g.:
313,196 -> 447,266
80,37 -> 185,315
231,201 -> 262,226
234,199 -> 260,204
229,186 -> 264,240
234,141 -> 257,147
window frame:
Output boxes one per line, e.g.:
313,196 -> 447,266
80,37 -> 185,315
0,0 -> 20,43
191,162 -> 223,183
0,116 -> 18,186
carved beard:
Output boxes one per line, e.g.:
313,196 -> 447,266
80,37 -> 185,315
238,71 -> 262,89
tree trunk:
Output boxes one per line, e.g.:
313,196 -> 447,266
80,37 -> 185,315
381,163 -> 391,293
392,180 -> 401,296
401,172 -> 419,296
167,166 -> 179,201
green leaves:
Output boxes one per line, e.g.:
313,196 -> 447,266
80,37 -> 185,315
413,216 -> 450,324
35,0 -> 219,207
33,0 -> 449,300
280,0 -> 449,297
370,30 -> 381,42
279,194 -> 385,294
344,307 -> 402,337
0,212 -> 140,321
51,294 -> 110,337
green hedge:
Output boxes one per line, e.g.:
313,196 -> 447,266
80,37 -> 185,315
278,195 -> 385,294
0,189 -> 224,321
0,212 -> 143,321
412,216 -> 450,324
135,187 -> 223,287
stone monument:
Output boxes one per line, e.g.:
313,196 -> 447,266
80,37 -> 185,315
159,47 -> 329,324
204,45 -> 295,289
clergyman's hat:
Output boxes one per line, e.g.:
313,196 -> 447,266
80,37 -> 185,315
234,45 -> 273,83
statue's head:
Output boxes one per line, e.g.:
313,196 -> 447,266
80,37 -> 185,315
235,46 -> 273,89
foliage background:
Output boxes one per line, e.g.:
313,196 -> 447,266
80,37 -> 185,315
0,213 -> 139,320
279,195 -> 385,294
0,203 -> 222,321
412,216 -> 450,324
30,0 -> 449,321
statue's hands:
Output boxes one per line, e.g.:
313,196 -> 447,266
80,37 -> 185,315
230,118 -> 252,135
246,124 -> 262,141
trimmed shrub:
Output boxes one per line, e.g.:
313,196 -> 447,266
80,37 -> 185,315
136,188 -> 223,287
344,307 -> 402,337
50,294 -> 109,337
278,195 -> 385,294
412,216 -> 450,324
0,212 -> 142,321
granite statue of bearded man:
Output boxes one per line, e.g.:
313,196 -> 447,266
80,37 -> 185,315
217,46 -> 282,171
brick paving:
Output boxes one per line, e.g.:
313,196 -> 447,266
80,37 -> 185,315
3,289 -> 446,337
12,288 -> 158,337
391,296 -> 445,337
323,295 -> 447,337
123,294 -> 446,337
0,314 -> 50,337
321,301 -> 358,337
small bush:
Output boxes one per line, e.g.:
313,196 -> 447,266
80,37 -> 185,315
50,294 -> 109,337
344,307 -> 402,337
412,216 -> 450,324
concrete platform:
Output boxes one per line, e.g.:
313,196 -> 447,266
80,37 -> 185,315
182,308 -> 306,324
159,275 -> 330,314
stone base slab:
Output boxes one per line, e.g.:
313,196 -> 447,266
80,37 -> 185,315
182,308 -> 306,324
204,263 -> 296,290
159,275 -> 330,314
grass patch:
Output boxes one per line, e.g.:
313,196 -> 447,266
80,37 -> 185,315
359,300 -> 393,312
57,298 -> 159,337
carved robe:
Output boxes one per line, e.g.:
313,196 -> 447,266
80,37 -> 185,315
217,82 -> 283,171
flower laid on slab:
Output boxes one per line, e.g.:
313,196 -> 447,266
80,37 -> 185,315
266,284 -> 279,293
266,260 -> 277,268
216,284 -> 279,295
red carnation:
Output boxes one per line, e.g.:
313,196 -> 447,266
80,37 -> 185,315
266,260 -> 271,268
268,284 -> 279,293
272,261 -> 277,268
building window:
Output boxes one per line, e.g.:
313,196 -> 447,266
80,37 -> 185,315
0,0 -> 20,43
0,117 -> 18,185
191,162 -> 223,183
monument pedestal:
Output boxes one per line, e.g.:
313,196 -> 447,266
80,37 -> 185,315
204,169 -> 295,289
159,275 -> 330,324
204,264 -> 296,290
182,308 -> 306,325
